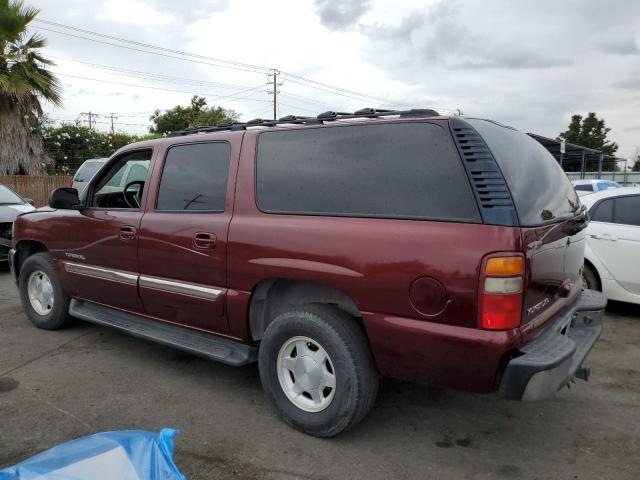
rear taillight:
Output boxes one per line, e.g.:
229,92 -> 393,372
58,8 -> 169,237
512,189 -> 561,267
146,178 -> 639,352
479,254 -> 524,330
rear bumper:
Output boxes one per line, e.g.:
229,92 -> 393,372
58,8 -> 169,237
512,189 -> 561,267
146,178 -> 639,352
499,289 -> 606,401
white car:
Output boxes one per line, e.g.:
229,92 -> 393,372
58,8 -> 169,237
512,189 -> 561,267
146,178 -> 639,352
72,158 -> 108,194
572,179 -> 623,197
580,187 -> 640,304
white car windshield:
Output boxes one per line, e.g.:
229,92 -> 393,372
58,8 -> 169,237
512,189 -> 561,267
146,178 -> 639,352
0,185 -> 24,205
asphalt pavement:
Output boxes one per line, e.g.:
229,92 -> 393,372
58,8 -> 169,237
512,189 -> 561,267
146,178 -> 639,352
1,263 -> 639,479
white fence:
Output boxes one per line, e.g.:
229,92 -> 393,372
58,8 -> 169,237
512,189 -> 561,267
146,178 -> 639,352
565,171 -> 640,186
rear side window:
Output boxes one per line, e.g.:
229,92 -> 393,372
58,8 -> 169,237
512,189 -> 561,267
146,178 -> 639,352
156,142 -> 230,211
467,119 -> 581,226
256,123 -> 480,222
613,196 -> 640,226
590,199 -> 613,222
574,184 -> 592,192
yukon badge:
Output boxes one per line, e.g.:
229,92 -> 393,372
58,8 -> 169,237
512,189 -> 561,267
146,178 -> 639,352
527,297 -> 550,316
64,252 -> 86,261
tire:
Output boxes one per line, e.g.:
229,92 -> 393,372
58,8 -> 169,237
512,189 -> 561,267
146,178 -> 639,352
258,304 -> 379,437
18,252 -> 72,330
582,264 -> 601,291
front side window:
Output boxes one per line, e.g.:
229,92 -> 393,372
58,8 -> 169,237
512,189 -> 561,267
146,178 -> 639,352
91,151 -> 151,209
256,122 -> 480,222
156,142 -> 230,212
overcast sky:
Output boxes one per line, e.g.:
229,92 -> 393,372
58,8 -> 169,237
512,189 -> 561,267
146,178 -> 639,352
30,0 -> 640,159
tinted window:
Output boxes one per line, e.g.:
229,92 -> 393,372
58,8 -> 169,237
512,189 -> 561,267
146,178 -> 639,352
574,184 -> 592,192
256,123 -> 480,222
467,119 -> 581,226
613,196 -> 640,226
590,199 -> 613,222
157,142 -> 230,211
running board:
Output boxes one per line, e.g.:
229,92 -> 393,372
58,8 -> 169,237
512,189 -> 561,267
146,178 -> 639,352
69,299 -> 257,366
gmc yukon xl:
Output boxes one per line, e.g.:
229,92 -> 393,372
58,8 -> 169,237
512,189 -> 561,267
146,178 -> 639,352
9,109 -> 606,437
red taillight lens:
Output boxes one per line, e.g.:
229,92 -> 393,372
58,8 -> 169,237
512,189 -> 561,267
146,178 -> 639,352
479,254 -> 524,330
480,293 -> 523,330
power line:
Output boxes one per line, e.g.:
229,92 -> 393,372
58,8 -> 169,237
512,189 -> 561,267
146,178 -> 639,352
54,72 -> 270,104
48,55 -> 258,91
34,19 -> 270,73
33,20 -> 415,108
35,26 -> 268,75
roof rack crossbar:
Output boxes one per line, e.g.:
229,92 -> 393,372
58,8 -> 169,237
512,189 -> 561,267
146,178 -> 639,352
167,108 -> 440,136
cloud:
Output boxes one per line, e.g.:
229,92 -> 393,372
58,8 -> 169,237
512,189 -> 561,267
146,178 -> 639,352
361,2 -> 570,71
598,37 -> 640,55
314,0 -> 371,31
614,78 -> 640,90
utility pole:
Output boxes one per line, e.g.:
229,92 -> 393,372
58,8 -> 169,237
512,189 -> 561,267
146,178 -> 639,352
107,113 -> 118,134
80,111 -> 99,129
266,69 -> 282,120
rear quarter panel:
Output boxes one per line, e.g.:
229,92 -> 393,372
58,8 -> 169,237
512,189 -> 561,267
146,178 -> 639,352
228,130 -> 522,331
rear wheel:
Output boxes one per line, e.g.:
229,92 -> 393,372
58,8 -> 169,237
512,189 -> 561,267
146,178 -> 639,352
582,264 -> 601,291
19,253 -> 72,330
258,304 -> 379,437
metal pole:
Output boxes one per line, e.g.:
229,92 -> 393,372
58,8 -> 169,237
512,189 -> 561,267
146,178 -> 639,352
581,150 -> 586,179
597,153 -> 603,179
559,151 -> 564,168
624,159 -> 628,185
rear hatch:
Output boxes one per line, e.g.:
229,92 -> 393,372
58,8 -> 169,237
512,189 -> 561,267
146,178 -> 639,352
466,119 -> 586,330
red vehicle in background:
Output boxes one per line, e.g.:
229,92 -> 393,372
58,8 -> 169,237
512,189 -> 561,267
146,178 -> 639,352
9,109 -> 606,437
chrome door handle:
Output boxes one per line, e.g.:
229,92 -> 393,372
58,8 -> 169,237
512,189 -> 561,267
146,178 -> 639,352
193,232 -> 216,250
120,226 -> 137,240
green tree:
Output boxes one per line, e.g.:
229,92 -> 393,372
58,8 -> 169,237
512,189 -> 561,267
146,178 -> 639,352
559,113 -> 618,156
0,0 -> 61,174
42,121 -> 161,174
632,151 -> 640,172
149,95 -> 238,134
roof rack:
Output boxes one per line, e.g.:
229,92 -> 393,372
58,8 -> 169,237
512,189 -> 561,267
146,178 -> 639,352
167,108 -> 441,137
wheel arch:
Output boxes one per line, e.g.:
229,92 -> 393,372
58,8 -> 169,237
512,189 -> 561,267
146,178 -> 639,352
248,278 -> 362,341
583,257 -> 602,290
14,240 -> 49,279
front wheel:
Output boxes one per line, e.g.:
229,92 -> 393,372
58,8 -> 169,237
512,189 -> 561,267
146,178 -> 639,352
18,252 -> 72,330
258,304 -> 379,437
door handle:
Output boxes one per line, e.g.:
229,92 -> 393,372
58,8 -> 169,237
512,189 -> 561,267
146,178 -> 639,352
193,232 -> 216,250
120,226 -> 137,240
590,234 -> 616,241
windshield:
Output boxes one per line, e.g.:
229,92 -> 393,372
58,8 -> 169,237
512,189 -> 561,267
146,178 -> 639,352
74,160 -> 106,182
467,119 -> 582,226
0,185 -> 24,205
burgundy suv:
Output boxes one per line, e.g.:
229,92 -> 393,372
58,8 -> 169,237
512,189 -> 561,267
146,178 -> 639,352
9,110 -> 606,437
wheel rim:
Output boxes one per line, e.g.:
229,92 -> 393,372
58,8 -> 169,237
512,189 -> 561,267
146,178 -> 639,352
277,336 -> 336,413
27,270 -> 54,316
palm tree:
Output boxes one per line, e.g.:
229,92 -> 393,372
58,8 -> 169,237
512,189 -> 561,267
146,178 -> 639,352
0,0 -> 61,174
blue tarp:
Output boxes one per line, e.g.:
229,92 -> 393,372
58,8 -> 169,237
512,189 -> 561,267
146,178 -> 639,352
0,428 -> 185,480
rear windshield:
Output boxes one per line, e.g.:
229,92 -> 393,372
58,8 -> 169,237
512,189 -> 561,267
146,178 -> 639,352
467,119 -> 581,226
75,160 -> 105,182
256,122 -> 480,222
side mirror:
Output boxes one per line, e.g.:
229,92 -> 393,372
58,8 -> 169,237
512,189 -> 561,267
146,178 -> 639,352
49,188 -> 80,209
24,198 -> 35,206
